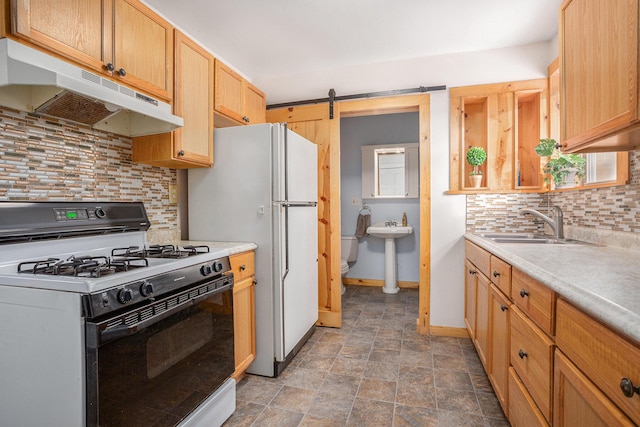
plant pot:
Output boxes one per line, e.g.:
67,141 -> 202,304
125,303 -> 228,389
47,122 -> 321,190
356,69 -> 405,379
469,174 -> 483,188
552,168 -> 578,189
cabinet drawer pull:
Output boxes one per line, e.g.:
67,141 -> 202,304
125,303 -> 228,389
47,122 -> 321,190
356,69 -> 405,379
518,349 -> 528,359
178,150 -> 185,156
240,265 -> 246,271
469,269 -> 477,275
493,270 -> 500,278
620,377 -> 640,398
519,289 -> 529,298
500,304 -> 508,312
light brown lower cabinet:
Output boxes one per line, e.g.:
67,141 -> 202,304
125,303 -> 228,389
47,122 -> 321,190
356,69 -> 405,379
553,350 -> 634,427
509,367 -> 549,427
464,259 -> 478,339
465,238 -> 640,426
230,251 -> 256,380
510,305 -> 554,423
555,298 -> 640,426
488,284 -> 510,415
474,271 -> 490,369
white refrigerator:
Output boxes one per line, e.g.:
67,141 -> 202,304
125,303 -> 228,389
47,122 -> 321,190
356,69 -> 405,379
188,123 -> 319,377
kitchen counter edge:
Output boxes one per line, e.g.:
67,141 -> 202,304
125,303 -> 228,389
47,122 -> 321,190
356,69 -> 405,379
465,233 -> 640,345
180,241 -> 257,256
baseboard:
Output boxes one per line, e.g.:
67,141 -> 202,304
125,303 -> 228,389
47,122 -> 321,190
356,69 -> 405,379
343,277 -> 419,289
429,325 -> 470,338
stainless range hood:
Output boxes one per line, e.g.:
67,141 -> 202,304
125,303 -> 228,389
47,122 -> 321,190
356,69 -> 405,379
0,38 -> 183,137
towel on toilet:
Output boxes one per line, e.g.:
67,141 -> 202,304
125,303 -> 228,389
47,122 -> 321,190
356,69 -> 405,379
355,213 -> 371,238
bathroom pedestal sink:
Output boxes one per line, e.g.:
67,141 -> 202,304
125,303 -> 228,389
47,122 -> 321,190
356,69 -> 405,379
367,223 -> 414,294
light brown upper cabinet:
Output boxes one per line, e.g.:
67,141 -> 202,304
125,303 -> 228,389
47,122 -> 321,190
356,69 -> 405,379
448,78 -> 548,193
548,58 -> 629,191
560,0 -> 640,153
132,30 -> 214,168
215,60 -> 266,127
10,0 -> 173,102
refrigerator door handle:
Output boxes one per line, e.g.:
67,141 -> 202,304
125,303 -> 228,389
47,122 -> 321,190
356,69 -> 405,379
280,202 -> 318,207
283,123 -> 289,201
283,204 -> 290,281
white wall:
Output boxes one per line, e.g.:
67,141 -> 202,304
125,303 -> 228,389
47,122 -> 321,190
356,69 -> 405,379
340,113 -> 420,283
257,40 -> 555,328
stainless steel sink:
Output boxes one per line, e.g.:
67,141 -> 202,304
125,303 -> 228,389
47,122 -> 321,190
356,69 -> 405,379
480,233 -> 589,245
491,238 -> 565,244
481,233 -> 541,239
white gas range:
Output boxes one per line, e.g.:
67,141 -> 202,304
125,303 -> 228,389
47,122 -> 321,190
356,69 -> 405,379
0,201 -> 236,427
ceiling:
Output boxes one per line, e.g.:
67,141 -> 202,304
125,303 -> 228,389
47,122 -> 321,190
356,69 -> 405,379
143,0 -> 562,91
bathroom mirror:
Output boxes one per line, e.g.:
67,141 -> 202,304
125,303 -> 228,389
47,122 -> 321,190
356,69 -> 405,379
362,143 -> 419,199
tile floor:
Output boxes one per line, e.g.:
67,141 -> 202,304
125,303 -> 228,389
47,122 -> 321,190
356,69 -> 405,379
223,286 -> 509,426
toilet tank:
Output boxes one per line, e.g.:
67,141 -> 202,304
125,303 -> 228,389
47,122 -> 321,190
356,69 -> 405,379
341,235 -> 359,262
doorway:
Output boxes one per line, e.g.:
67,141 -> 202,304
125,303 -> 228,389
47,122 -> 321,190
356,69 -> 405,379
266,95 -> 431,334
339,95 -> 431,334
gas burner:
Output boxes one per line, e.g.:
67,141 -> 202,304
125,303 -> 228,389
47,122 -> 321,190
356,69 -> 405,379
111,244 -> 210,259
17,255 -> 149,278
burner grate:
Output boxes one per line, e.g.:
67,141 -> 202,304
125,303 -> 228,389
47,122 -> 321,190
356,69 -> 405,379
18,255 -> 149,277
111,244 -> 210,259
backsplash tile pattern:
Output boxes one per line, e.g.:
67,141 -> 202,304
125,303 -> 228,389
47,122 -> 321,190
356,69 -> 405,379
549,151 -> 639,233
467,151 -> 640,235
466,193 -> 547,233
0,107 -> 178,240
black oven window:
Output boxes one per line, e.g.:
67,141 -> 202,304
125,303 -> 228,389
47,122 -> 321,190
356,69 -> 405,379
95,290 -> 234,426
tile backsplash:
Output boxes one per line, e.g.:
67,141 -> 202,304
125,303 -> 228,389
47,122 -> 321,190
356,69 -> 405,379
466,193 -> 547,234
467,150 -> 640,236
0,107 -> 178,242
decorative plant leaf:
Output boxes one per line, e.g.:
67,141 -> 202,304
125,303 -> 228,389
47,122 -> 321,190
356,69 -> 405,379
535,138 -> 586,187
466,147 -> 487,167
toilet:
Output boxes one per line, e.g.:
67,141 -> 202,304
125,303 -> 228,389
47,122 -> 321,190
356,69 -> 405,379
340,235 -> 359,294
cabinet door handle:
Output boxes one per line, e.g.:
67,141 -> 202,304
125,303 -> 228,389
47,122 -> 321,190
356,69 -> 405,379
620,378 -> 640,398
240,265 -> 246,271
519,289 -> 529,298
469,269 -> 477,275
252,279 -> 258,286
493,270 -> 500,278
106,62 -> 115,72
178,150 -> 185,156
117,68 -> 126,77
518,349 -> 528,359
500,304 -> 508,312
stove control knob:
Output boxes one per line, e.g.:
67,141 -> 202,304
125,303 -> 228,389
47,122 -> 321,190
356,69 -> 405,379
140,281 -> 154,297
118,287 -> 134,304
95,208 -> 106,219
201,264 -> 213,276
212,261 -> 224,273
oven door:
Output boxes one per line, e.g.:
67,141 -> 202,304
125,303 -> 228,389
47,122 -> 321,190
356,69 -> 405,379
85,277 -> 234,427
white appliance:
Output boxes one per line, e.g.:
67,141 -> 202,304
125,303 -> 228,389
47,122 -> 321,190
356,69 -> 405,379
0,202 -> 235,427
189,123 -> 319,377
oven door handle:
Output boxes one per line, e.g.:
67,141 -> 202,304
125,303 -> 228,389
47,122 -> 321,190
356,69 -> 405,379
95,290 -> 218,345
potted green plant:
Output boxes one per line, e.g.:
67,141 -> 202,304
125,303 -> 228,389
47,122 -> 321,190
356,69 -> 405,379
466,146 -> 487,188
534,138 -> 585,189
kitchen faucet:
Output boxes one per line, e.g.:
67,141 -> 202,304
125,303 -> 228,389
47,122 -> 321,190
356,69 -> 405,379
519,206 -> 565,239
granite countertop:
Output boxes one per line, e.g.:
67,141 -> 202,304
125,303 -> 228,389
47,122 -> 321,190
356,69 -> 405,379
179,240 -> 257,256
465,233 -> 640,345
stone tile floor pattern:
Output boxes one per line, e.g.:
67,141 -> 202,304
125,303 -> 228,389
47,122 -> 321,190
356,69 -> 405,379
223,286 -> 509,426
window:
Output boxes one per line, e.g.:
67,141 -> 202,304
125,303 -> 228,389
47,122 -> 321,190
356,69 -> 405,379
585,152 -> 617,184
